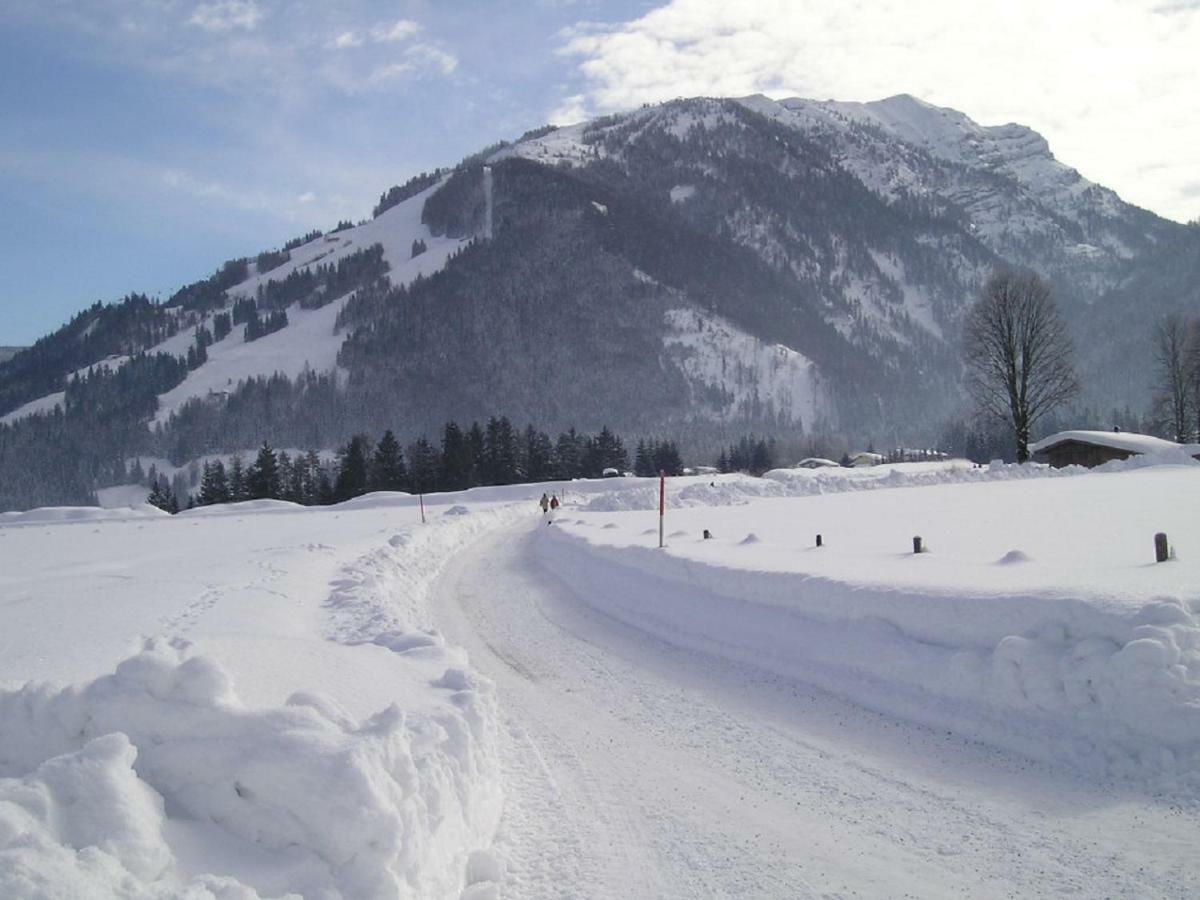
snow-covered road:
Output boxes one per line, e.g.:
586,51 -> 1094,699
438,519 -> 1200,899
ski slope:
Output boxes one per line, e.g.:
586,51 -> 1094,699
2,185 -> 463,429
3,463 -> 1200,897
150,184 -> 462,426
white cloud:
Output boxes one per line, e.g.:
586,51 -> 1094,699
405,43 -> 458,75
368,43 -> 459,84
371,19 -> 420,43
188,0 -> 262,33
556,0 -> 1200,222
333,18 -> 423,53
332,30 -> 363,49
369,61 -> 415,83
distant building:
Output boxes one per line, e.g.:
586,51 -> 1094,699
1029,430 -> 1200,468
849,451 -> 884,468
794,457 -> 840,469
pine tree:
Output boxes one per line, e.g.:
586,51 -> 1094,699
523,425 -> 555,483
302,450 -> 323,505
465,422 -> 485,486
407,437 -> 441,493
198,460 -> 230,506
587,426 -> 627,475
750,438 -> 773,475
147,477 -> 176,514
483,416 -> 520,485
334,435 -> 371,501
228,456 -> 247,502
634,440 -> 653,477
369,430 -> 408,492
653,439 -> 684,476
246,442 -> 281,500
316,465 -> 335,505
277,451 -> 296,502
555,428 -> 584,479
440,421 -> 474,491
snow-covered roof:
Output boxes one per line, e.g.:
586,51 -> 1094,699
795,457 -> 840,468
1029,430 -> 1184,456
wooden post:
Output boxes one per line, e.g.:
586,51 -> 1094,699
912,535 -> 923,554
1155,532 -> 1169,563
419,492 -> 426,525
658,470 -> 666,549
816,534 -> 823,548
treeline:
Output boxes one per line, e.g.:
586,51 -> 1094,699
255,245 -> 388,312
0,294 -> 184,416
715,435 -> 775,475
149,418 -> 647,512
373,170 -> 445,218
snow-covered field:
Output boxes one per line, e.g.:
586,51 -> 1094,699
0,491 -> 528,898
4,461 -> 1200,897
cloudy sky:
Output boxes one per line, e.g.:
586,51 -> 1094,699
3,0 -> 1197,344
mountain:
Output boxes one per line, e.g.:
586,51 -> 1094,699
0,348 -> 23,364
0,93 -> 1194,510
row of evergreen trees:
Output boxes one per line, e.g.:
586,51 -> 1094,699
716,436 -> 775,476
148,418 -> 656,512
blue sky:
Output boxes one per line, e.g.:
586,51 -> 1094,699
3,0 -> 1197,345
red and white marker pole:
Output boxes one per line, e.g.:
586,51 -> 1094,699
658,469 -> 666,549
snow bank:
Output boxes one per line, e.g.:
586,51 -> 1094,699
0,500 -> 533,898
0,638 -> 497,898
0,504 -> 167,526
582,459 -> 1062,512
0,732 -> 262,899
325,504 -> 527,645
543,468 -> 1200,793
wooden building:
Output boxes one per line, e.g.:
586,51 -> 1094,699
1030,430 -> 1200,468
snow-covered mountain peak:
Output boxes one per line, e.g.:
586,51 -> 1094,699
736,92 -> 1153,265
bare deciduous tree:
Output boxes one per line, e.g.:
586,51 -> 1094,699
1152,313 -> 1192,442
963,271 -> 1080,462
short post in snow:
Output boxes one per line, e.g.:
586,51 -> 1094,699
912,535 -> 923,554
658,469 -> 666,549
1155,532 -> 1169,563
816,534 -> 823,548
419,492 -> 426,525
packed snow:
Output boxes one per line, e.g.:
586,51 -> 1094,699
4,463 -> 1200,896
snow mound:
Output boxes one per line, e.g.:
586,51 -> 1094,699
0,504 -> 167,526
997,550 -> 1032,565
0,639 -> 497,898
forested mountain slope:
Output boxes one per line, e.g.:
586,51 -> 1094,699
0,94 -> 1192,510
